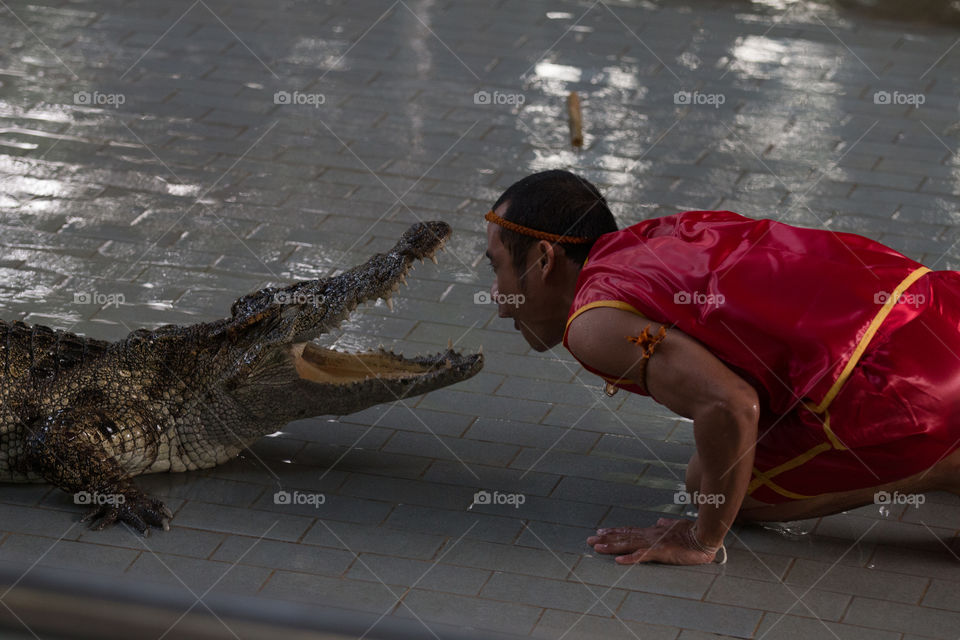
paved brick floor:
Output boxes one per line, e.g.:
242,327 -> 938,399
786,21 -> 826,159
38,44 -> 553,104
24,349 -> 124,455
1,0 -> 960,638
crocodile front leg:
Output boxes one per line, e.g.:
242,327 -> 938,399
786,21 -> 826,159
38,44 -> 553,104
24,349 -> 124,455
23,408 -> 172,533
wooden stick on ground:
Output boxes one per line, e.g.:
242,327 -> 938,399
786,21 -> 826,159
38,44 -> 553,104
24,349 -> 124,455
568,91 -> 583,147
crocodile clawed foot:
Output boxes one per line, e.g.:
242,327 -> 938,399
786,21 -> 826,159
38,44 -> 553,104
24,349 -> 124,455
79,489 -> 173,534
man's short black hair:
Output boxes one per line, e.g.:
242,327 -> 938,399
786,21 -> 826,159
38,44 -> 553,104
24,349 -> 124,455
492,170 -> 617,279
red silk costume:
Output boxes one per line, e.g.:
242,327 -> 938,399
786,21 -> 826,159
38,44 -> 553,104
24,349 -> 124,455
562,210 -> 960,504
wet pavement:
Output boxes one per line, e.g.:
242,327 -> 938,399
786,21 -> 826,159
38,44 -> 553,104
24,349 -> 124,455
1,0 -> 960,638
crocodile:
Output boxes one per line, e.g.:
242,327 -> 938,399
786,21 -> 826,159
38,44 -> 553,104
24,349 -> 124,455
0,221 -> 482,533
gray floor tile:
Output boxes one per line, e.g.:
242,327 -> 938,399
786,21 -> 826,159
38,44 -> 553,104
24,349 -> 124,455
211,535 -> 354,577
300,521 -> 448,561
480,571 -> 628,615
384,502 -> 524,545
0,533 -> 138,576
173,502 -> 313,542
532,609 -> 680,640
619,591 -> 762,639
843,596 -> 960,638
124,552 -> 272,597
753,613 -> 902,640
260,570 -> 402,612
394,589 -> 543,636
346,553 -> 491,595
705,574 -> 850,621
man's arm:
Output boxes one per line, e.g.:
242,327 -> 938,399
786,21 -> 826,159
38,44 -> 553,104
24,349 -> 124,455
566,307 -> 759,554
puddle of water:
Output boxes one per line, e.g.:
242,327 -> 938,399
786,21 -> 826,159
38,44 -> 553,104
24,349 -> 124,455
759,520 -> 814,539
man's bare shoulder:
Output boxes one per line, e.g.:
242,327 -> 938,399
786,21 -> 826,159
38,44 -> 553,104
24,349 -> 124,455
566,307 -> 666,371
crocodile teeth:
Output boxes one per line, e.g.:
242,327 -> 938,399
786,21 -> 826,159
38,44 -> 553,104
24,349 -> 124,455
430,255 -> 439,265
385,297 -> 394,311
447,338 -> 453,349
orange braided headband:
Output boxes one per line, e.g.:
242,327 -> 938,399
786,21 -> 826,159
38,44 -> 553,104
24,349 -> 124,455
485,210 -> 593,244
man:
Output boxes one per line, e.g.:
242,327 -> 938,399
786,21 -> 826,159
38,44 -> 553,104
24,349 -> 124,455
484,169 -> 960,566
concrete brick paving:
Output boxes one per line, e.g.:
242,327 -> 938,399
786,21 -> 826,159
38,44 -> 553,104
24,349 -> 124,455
2,0 -> 960,638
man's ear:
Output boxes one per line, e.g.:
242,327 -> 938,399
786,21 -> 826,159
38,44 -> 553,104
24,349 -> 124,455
535,240 -> 556,274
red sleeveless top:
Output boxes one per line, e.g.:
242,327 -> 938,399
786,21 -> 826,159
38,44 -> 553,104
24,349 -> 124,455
561,210 -> 932,414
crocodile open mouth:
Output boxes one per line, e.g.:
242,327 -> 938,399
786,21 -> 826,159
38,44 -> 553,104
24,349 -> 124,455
289,221 -> 481,385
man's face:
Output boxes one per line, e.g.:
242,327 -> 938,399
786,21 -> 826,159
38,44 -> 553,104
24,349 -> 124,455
484,205 -> 560,351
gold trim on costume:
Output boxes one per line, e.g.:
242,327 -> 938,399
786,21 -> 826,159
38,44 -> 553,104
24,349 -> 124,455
749,265 -> 932,500
564,300 -> 650,391
810,266 -> 931,414
748,416 -> 833,497
820,408 -> 848,451
564,300 -> 646,339
748,471 -> 816,500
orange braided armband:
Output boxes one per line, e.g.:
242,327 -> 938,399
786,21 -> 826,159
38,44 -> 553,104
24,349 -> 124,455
624,324 -> 667,394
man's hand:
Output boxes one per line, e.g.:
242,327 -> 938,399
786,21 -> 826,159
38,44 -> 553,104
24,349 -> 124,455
567,307 -> 759,553
587,518 -> 718,565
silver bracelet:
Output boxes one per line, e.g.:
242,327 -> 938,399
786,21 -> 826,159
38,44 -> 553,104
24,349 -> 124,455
685,525 -> 728,564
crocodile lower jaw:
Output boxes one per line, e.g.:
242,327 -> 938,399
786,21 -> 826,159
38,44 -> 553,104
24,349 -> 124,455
290,341 -> 474,384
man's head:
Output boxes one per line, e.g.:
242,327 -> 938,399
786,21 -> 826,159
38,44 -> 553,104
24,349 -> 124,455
484,170 -> 618,351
